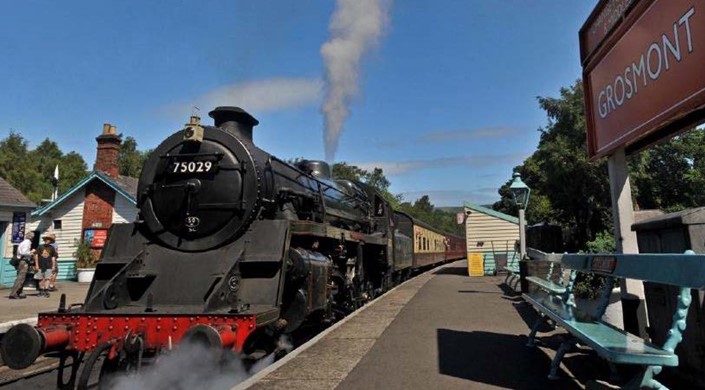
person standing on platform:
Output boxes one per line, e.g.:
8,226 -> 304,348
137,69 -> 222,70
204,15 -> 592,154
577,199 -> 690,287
34,234 -> 57,297
45,233 -> 59,291
8,232 -> 35,299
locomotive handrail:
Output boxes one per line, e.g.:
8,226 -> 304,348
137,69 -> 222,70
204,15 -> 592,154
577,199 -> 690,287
160,152 -> 224,158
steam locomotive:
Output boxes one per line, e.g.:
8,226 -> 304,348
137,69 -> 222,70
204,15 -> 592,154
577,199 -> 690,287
0,107 -> 465,389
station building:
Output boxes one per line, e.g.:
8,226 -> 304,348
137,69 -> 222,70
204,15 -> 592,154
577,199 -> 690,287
464,202 -> 519,275
0,124 -> 139,287
0,177 -> 37,287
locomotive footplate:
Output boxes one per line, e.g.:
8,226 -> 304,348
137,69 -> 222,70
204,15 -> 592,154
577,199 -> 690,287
290,221 -> 387,245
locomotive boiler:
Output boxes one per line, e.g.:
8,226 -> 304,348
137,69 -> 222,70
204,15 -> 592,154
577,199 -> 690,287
0,106 -> 465,389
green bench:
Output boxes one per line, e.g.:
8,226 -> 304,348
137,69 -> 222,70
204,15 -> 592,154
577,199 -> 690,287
522,250 -> 705,389
502,250 -> 521,289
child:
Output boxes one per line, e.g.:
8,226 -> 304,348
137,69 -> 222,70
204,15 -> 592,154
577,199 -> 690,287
34,234 -> 57,297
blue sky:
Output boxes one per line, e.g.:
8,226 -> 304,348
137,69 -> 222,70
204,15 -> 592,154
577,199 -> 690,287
0,1 -> 597,207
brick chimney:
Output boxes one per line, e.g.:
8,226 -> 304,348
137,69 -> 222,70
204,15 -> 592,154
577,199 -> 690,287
94,123 -> 121,177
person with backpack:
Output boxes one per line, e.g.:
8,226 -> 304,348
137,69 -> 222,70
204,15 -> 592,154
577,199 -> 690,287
8,232 -> 35,299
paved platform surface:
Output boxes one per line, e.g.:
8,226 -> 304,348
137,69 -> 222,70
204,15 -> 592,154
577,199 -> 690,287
238,260 -> 688,390
0,282 -> 90,330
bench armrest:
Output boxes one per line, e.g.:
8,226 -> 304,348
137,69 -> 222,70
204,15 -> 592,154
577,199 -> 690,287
663,286 -> 691,354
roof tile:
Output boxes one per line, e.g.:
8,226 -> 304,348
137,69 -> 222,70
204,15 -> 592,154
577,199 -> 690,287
0,176 -> 35,208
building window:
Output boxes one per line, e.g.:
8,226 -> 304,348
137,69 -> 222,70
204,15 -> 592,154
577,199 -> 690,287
53,220 -> 62,230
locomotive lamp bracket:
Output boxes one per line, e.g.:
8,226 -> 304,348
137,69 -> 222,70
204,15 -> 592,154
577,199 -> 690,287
183,124 -> 204,143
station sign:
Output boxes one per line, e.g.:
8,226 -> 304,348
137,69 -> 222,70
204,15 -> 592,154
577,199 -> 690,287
581,0 -> 705,159
11,212 -> 26,243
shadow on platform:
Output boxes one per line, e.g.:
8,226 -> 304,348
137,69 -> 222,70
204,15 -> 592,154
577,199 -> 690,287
497,281 -> 521,297
436,328 -> 582,389
456,289 -> 504,294
433,266 -> 468,276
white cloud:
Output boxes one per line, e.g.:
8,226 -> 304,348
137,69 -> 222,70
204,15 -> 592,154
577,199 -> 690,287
166,77 -> 323,116
354,154 -> 524,176
400,189 -> 500,207
419,127 -> 519,142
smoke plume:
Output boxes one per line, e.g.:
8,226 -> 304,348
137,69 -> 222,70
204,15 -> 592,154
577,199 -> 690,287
321,0 -> 391,162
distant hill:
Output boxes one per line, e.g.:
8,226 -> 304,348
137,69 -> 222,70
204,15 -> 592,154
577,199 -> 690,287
437,205 -> 497,214
436,206 -> 463,214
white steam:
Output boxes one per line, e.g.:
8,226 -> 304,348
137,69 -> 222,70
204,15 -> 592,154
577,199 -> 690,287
105,336 -> 293,390
321,0 -> 392,162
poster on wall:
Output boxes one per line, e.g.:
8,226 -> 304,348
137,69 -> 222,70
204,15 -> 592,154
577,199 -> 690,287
83,228 -> 108,249
11,212 -> 26,243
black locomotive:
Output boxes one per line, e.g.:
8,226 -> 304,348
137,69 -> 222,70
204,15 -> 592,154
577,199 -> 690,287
0,107 -> 465,389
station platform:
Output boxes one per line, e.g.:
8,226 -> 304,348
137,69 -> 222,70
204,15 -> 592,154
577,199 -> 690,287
237,260 -> 687,390
0,282 -> 89,332
0,262 -> 690,389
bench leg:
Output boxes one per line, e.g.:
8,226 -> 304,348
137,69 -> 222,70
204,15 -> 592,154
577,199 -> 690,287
548,337 -> 578,380
526,316 -> 544,347
622,366 -> 668,390
512,274 -> 521,291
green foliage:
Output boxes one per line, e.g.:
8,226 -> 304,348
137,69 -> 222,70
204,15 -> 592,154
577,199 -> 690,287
332,162 -> 402,208
630,128 -> 705,211
119,136 -> 151,178
73,239 -> 98,268
398,195 -> 464,236
584,230 -> 615,253
492,81 -> 705,252
493,81 -> 613,251
573,273 -> 607,300
0,132 -> 150,204
573,230 -> 615,299
0,133 -> 88,203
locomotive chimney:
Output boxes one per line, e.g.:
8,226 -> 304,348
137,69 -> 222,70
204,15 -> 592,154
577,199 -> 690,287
208,106 -> 259,143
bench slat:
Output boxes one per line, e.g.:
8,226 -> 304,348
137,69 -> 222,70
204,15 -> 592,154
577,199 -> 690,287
525,276 -> 566,294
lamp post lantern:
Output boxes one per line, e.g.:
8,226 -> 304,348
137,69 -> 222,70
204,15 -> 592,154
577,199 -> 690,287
509,172 -> 531,259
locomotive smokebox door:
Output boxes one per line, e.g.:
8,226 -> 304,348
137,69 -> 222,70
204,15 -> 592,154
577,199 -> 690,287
138,109 -> 262,251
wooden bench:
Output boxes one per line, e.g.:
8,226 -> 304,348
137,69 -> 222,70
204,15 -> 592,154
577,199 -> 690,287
522,250 -> 705,389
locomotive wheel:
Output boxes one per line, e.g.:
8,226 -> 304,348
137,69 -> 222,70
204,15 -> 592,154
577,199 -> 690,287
77,343 -> 112,390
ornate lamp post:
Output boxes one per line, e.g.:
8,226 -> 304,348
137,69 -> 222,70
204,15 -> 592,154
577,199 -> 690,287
509,172 -> 531,259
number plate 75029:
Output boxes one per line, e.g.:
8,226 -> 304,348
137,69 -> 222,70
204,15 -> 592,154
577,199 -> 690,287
170,160 -> 215,174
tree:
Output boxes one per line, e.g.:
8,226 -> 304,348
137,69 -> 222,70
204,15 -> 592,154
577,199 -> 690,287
631,129 -> 705,211
118,136 -> 151,177
493,81 -> 612,251
0,133 -> 43,201
332,162 -> 401,207
0,133 -> 88,203
491,81 -> 705,251
58,152 -> 89,194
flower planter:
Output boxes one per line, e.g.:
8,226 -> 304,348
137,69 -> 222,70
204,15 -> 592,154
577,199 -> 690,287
76,268 -> 96,283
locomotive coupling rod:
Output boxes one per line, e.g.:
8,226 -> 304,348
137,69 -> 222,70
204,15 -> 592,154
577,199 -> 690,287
0,323 -> 70,369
